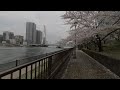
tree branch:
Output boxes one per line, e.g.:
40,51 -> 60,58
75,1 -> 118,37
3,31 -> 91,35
101,28 -> 120,41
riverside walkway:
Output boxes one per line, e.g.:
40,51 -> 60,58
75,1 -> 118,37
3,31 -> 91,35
61,50 -> 120,79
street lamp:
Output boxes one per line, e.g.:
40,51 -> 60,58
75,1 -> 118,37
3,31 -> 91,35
73,21 -> 78,59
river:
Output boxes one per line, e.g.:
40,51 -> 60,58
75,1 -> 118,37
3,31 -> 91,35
0,46 -> 63,72
0,46 -> 62,64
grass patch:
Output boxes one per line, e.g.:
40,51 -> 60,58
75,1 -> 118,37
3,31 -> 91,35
99,41 -> 120,59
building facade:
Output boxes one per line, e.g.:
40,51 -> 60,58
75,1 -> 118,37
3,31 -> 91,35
10,39 -> 16,45
26,22 -> 36,45
3,31 -> 14,41
23,41 -> 27,46
15,35 -> 24,45
0,35 -> 3,43
36,30 -> 42,44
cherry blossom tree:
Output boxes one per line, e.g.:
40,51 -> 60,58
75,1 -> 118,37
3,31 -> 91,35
61,11 -> 120,52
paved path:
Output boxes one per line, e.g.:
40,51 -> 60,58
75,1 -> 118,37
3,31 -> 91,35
62,50 -> 120,79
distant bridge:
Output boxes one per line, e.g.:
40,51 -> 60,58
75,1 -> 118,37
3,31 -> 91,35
28,44 -> 49,47
28,44 -> 61,48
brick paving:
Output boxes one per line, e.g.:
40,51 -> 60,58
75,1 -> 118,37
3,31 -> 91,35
62,50 -> 120,79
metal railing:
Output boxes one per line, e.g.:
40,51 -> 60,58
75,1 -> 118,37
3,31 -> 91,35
0,49 -> 63,72
0,48 -> 74,79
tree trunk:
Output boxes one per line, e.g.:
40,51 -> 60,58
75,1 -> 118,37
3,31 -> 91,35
96,35 -> 103,52
98,40 -> 103,52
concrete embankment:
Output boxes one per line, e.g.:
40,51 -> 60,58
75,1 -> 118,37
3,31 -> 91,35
82,49 -> 120,77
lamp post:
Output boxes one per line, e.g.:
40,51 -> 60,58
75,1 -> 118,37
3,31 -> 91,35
73,21 -> 78,59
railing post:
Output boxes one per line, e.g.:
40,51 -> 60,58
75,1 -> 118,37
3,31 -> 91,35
31,64 -> 33,79
48,56 -> 52,78
16,60 -> 18,66
11,73 -> 13,79
35,63 -> 37,79
44,59 -> 46,79
16,60 -> 20,67
38,61 -> 40,79
19,69 -> 21,79
26,66 -> 27,79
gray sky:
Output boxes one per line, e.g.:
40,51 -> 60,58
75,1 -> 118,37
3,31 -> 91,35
0,11 -> 70,44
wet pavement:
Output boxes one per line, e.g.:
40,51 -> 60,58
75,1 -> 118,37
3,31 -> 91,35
62,50 -> 120,79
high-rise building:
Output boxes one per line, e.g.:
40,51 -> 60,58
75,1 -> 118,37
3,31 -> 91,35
26,22 -> 36,45
40,30 -> 42,44
3,31 -> 14,41
15,35 -> 24,45
36,30 -> 42,44
9,32 -> 14,39
43,25 -> 47,45
0,35 -> 3,43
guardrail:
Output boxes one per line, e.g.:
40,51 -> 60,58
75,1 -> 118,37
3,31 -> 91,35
0,48 -> 74,79
0,49 -> 64,72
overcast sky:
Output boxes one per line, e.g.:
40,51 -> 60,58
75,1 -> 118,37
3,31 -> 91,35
0,11 -> 70,44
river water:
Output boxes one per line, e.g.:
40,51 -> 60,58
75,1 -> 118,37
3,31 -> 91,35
0,46 -> 63,72
0,46 -> 62,64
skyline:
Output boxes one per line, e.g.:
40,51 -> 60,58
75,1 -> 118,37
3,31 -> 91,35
0,11 -> 70,44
